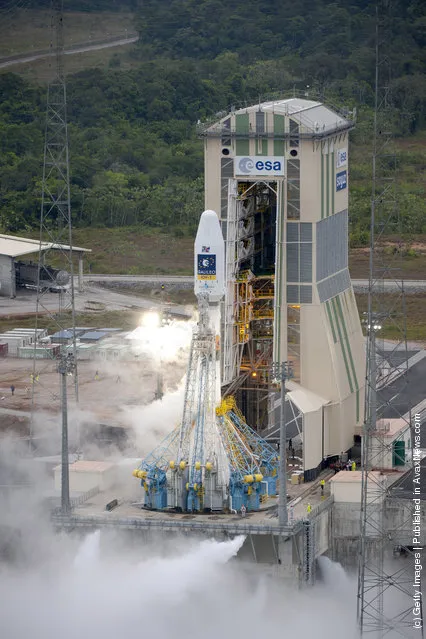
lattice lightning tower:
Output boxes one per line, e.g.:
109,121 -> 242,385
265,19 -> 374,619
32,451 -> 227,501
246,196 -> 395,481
357,3 -> 422,636
31,0 -> 78,444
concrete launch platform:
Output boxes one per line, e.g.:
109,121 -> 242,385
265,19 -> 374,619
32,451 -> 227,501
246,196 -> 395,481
53,468 -> 334,534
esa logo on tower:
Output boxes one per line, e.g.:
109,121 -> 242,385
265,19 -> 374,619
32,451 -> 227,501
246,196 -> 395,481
235,156 -> 284,176
237,157 -> 255,173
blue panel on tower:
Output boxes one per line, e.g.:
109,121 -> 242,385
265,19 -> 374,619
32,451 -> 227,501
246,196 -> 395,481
336,170 -> 347,191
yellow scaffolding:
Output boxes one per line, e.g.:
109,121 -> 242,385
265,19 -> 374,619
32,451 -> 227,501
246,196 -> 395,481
236,270 -> 254,345
233,273 -> 276,379
252,275 -> 275,300
252,308 -> 274,320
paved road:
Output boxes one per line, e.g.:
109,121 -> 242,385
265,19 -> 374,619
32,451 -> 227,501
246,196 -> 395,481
0,284 -> 191,318
83,274 -> 426,290
0,34 -> 138,70
351,279 -> 426,290
381,358 -> 426,420
84,274 -> 192,283
0,406 -> 31,418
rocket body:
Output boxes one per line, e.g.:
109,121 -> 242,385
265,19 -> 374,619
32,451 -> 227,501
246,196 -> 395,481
194,210 -> 224,405
194,210 -> 225,303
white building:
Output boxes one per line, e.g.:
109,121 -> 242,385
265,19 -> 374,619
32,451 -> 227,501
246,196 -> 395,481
330,470 -> 386,504
0,234 -> 90,297
370,418 -> 411,470
200,97 -> 365,479
54,460 -> 116,493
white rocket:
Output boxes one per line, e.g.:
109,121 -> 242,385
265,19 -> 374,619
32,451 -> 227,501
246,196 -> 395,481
194,209 -> 225,404
194,209 -> 225,302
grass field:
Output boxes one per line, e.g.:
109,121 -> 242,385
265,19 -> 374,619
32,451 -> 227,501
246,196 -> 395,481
10,44 -> 139,84
354,293 -> 426,342
19,227 -> 194,275
348,240 -> 426,279
0,9 -> 135,57
73,227 -> 194,275
0,8 -> 137,82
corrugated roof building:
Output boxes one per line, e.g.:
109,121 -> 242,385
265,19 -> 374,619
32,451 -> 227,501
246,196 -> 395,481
0,234 -> 90,297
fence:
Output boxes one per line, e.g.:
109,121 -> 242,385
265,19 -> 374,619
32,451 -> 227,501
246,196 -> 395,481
51,486 -> 100,517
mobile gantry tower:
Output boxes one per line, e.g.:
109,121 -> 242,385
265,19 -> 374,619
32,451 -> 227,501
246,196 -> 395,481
200,98 -> 365,480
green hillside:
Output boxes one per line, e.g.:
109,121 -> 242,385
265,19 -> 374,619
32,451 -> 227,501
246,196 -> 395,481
0,0 -> 425,245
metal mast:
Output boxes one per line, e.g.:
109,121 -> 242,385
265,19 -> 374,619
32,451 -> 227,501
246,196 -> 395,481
31,1 -> 79,448
357,3 -> 421,636
58,352 -> 76,515
271,361 -> 293,527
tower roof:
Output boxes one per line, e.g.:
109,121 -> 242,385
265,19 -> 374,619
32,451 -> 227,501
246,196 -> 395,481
200,97 -> 354,139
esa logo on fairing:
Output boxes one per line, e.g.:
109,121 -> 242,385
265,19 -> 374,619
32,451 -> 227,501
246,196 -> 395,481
235,156 -> 284,176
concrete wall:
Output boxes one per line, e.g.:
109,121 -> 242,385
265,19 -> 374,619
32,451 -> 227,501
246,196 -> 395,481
333,479 -> 362,502
54,465 -> 116,493
330,471 -> 386,504
204,136 -> 222,216
301,302 -> 337,400
300,141 -> 321,223
303,407 -> 323,471
329,501 -> 361,567
386,498 -> 426,546
329,498 -> 426,568
0,255 -> 15,297
325,402 -> 347,457
315,507 -> 330,558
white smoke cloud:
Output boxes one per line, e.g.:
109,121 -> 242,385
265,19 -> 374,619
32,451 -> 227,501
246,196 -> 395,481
121,380 -> 186,456
126,318 -> 195,365
0,530 -> 358,639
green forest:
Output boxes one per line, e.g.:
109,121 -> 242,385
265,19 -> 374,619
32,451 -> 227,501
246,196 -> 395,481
0,0 -> 425,244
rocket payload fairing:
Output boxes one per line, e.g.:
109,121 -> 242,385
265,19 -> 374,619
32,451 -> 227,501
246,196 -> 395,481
194,210 -> 225,303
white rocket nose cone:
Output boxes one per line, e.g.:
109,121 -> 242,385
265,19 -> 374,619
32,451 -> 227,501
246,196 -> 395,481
194,210 -> 225,302
201,209 -> 219,220
195,210 -> 221,241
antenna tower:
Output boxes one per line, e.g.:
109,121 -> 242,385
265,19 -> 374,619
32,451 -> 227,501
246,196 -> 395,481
357,2 -> 422,637
31,0 -> 78,448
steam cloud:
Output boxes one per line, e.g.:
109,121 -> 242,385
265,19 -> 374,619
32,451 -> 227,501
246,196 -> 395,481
0,307 -> 362,637
0,528 -> 356,639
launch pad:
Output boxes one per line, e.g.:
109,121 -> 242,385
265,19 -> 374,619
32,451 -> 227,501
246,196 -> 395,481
133,396 -> 279,513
